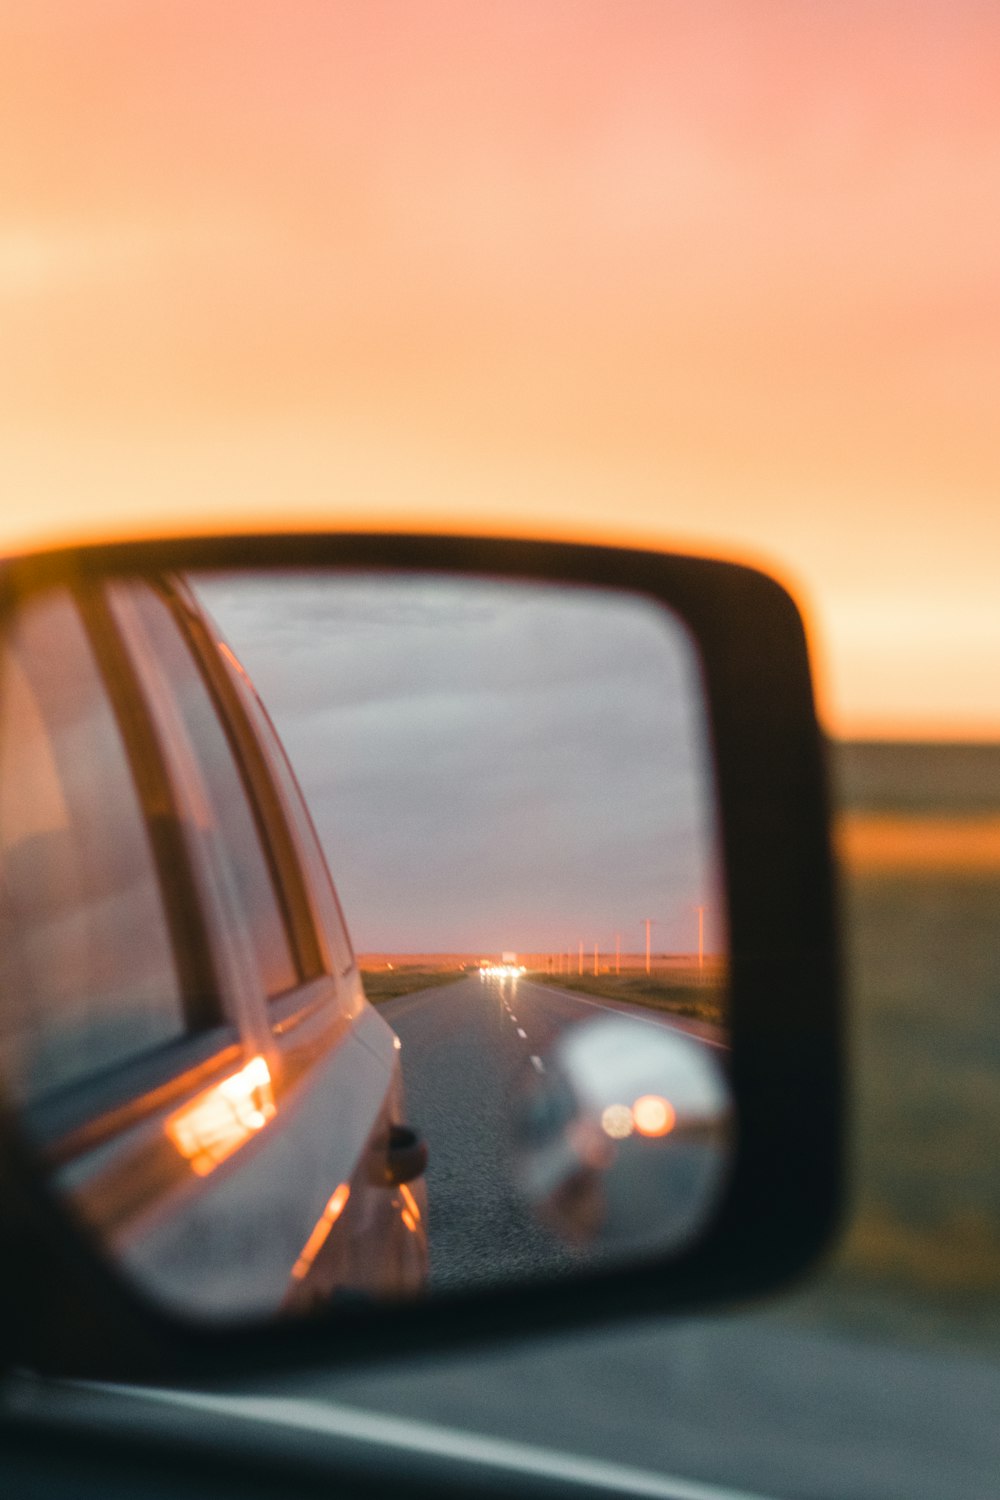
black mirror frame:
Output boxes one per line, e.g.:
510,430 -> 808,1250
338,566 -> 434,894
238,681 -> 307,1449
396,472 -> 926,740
0,532 -> 842,1384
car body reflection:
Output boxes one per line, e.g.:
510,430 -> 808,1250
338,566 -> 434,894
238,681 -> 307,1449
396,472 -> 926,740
0,575 -> 428,1320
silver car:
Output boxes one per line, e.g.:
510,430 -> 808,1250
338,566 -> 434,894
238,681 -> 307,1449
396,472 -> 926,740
0,572 -> 428,1319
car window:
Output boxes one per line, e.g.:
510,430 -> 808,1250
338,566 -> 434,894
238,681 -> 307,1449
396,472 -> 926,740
109,581 -> 301,1003
0,589 -> 188,1104
214,638 -> 356,980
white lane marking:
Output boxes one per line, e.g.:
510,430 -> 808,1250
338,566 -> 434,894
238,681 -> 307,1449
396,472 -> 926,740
530,1055 -> 545,1072
92,1387 -> 778,1500
509,1015 -> 517,1023
516,1027 -> 527,1039
517,981 -> 728,1050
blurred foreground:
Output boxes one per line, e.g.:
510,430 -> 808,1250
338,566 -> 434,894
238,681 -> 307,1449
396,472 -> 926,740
303,741 -> 999,1500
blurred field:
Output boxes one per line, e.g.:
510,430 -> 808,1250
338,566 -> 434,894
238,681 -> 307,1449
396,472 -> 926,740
782,741 -> 1000,1350
837,741 -> 1000,814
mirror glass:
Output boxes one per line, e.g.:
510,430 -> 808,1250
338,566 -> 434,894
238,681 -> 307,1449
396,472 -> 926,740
0,567 -> 732,1321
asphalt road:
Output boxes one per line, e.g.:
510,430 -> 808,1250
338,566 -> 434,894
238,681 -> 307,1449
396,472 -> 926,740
381,974 -> 726,1292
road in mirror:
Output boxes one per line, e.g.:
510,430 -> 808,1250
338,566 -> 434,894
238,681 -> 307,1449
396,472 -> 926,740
0,568 -> 732,1321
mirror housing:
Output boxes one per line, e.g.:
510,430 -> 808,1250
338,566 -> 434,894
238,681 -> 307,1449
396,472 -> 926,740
0,531 -> 841,1383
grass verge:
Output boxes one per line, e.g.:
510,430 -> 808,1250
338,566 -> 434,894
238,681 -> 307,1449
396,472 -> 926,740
360,968 -> 466,1003
530,971 -> 725,1027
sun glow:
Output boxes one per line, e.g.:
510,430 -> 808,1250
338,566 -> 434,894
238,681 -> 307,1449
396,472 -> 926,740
3,6 -> 999,737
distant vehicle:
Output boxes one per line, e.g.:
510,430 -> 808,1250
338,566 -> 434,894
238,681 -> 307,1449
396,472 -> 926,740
0,573 -> 428,1318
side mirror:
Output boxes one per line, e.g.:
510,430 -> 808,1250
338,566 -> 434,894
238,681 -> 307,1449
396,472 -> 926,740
0,532 -> 841,1382
514,1016 -> 732,1255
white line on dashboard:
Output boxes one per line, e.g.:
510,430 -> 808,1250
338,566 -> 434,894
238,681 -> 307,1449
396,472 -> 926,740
98,1387 -> 778,1500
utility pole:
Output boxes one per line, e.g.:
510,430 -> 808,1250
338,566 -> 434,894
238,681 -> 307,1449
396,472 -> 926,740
643,918 -> 652,976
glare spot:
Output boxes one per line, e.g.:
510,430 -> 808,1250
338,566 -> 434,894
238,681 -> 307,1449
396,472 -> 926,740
166,1054 -> 276,1178
633,1095 -> 676,1138
601,1103 -> 634,1139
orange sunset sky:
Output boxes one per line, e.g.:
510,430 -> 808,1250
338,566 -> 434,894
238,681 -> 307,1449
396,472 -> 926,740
2,3 -> 998,739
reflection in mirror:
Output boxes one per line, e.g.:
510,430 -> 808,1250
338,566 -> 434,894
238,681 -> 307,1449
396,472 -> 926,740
0,569 -> 730,1321
514,1016 -> 731,1260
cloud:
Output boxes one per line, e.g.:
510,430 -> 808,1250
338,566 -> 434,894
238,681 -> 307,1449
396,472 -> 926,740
196,572 -> 722,952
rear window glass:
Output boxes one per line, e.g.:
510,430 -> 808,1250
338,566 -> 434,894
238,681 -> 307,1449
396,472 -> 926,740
112,583 -> 300,1002
216,640 -> 356,980
0,589 -> 187,1103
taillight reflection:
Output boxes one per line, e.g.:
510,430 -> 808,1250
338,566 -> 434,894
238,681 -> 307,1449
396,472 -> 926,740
399,1182 -> 422,1233
166,1054 -> 277,1177
291,1183 -> 351,1281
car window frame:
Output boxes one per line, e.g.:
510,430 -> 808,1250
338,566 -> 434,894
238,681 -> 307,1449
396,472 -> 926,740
4,581 -> 243,1154
109,576 -> 355,1061
200,604 -> 358,986
162,577 -> 327,992
16,576 -> 357,1231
